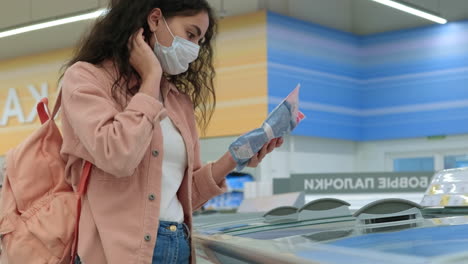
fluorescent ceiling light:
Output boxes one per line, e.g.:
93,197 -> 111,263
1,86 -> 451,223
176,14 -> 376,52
372,0 -> 447,24
0,8 -> 108,39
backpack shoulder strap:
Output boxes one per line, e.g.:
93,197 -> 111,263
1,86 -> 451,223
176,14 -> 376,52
36,90 -> 62,123
52,90 -> 62,120
70,161 -> 92,264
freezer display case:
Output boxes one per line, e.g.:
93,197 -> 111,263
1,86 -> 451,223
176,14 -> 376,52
193,168 -> 468,264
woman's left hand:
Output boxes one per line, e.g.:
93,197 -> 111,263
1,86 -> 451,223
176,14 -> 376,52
247,138 -> 284,168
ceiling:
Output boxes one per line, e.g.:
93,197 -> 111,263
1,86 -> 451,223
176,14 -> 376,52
259,0 -> 468,34
1,0 -> 468,61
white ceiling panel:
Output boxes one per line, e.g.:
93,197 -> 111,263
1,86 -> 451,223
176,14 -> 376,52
2,0 -> 468,61
437,0 -> 468,21
223,0 -> 259,16
405,0 -> 441,13
31,0 -> 100,21
352,0 -> 431,35
0,0 -> 30,29
352,0 -> 468,35
262,0 -> 290,15
0,19 -> 95,61
289,0 -> 353,33
98,0 -> 109,8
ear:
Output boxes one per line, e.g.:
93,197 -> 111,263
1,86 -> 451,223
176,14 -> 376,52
147,8 -> 162,32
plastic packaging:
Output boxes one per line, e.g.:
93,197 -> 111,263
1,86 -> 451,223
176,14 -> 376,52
421,167 -> 468,207
229,84 -> 305,170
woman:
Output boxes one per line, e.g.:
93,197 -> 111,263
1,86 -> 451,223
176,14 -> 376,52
59,0 -> 282,263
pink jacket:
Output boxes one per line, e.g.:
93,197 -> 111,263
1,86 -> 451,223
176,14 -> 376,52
60,61 -> 227,264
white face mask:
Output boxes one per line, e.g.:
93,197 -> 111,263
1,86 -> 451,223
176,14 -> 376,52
153,17 -> 200,75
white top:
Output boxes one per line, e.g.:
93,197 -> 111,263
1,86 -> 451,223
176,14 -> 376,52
158,116 -> 187,223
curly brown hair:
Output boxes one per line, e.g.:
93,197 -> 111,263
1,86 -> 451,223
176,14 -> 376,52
61,0 -> 217,132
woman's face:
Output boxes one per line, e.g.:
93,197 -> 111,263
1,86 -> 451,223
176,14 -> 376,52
148,8 -> 209,49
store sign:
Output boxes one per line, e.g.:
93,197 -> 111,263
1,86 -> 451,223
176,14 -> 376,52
0,48 -> 66,155
273,172 -> 434,194
0,84 -> 49,126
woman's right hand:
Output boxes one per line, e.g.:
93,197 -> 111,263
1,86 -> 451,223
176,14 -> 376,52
129,28 -> 162,96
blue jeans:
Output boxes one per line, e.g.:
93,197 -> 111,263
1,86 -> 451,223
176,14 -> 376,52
152,221 -> 191,264
74,221 -> 191,264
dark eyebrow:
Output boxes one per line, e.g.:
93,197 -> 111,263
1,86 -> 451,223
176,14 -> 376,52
190,24 -> 202,37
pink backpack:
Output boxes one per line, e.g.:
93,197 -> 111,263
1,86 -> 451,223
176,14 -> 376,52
0,93 -> 91,264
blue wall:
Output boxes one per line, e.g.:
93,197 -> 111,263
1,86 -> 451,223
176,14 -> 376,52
268,12 -> 468,141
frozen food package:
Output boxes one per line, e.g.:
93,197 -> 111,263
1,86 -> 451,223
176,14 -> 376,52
229,84 -> 305,170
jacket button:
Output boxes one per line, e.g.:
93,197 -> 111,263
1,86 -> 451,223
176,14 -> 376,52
148,194 -> 156,201
152,150 -> 159,157
144,235 -> 151,241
